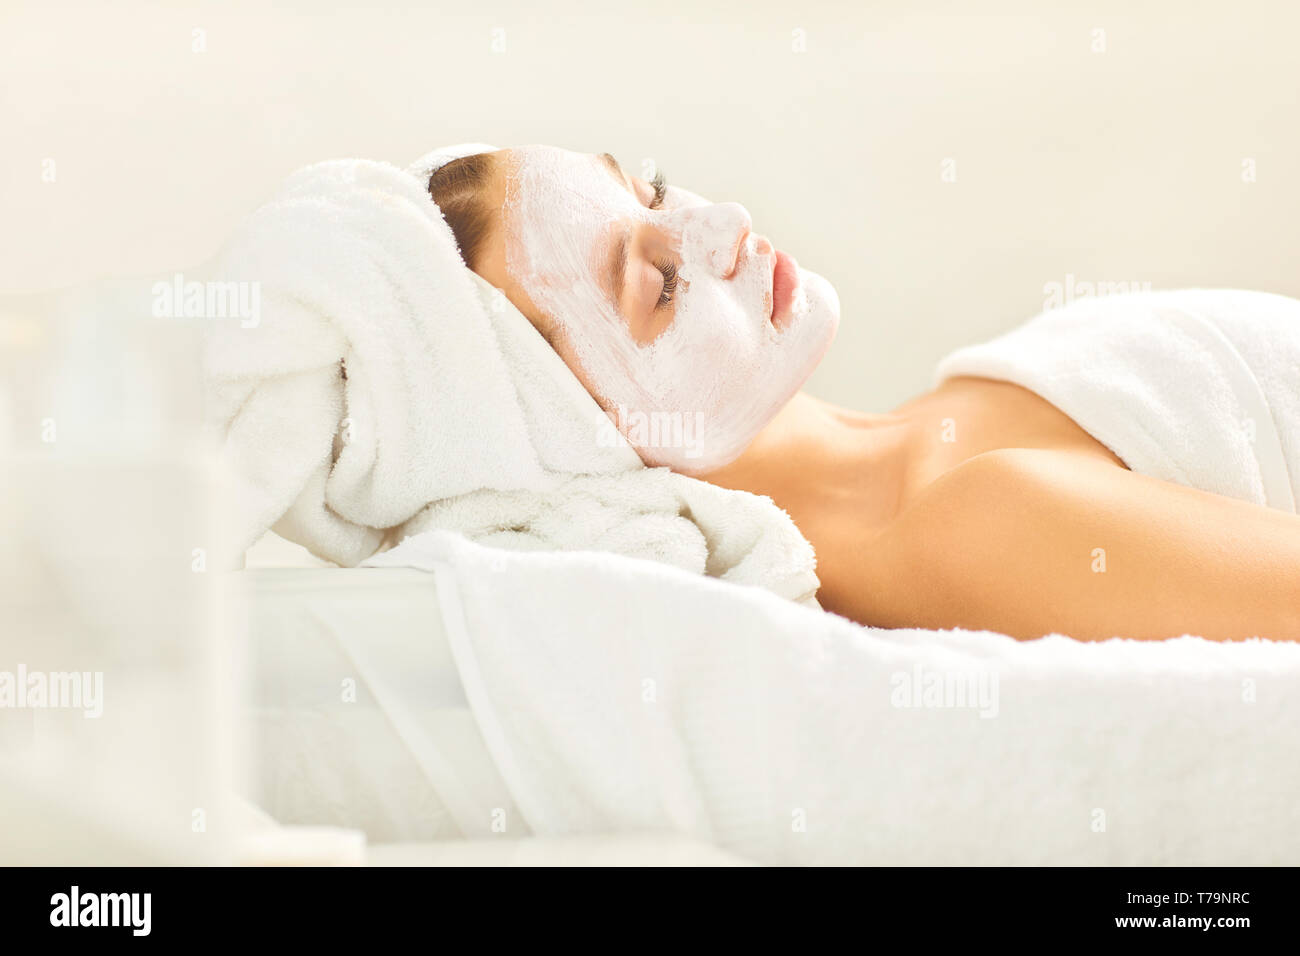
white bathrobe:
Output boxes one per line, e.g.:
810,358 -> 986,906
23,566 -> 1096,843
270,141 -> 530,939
934,289 -> 1300,513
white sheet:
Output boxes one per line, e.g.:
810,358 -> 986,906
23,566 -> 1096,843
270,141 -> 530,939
369,530 -> 1300,866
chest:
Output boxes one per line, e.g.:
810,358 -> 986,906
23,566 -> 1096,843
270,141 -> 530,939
895,376 -> 1127,502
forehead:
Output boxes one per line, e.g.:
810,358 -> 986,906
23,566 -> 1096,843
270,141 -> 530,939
506,144 -> 602,175
500,146 -> 641,287
503,145 -> 631,212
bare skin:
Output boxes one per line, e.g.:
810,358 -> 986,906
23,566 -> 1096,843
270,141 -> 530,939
470,153 -> 1300,643
701,383 -> 1300,642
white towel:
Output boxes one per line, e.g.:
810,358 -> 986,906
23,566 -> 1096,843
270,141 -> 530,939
934,289 -> 1300,512
198,156 -> 818,603
366,529 -> 1300,865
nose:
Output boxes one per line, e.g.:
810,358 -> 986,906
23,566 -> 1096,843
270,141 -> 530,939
669,202 -> 752,278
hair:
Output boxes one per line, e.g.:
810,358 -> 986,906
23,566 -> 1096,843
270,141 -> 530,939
427,151 -> 499,272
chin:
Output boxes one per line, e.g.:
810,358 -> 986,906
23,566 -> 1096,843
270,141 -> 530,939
666,273 -> 840,475
628,270 -> 841,475
786,267 -> 840,375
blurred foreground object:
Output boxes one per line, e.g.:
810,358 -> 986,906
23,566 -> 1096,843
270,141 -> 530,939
0,280 -> 240,864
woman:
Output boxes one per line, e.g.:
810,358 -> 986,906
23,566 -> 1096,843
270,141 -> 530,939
427,144 -> 1300,642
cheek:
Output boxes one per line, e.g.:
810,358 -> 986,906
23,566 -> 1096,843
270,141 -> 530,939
644,291 -> 767,390
673,263 -> 768,341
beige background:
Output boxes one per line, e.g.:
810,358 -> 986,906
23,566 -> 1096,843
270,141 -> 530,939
3,0 -> 1296,411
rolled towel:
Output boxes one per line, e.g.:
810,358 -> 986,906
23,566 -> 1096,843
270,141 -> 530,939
198,150 -> 819,604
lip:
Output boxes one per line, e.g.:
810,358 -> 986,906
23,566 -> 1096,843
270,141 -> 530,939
770,249 -> 800,329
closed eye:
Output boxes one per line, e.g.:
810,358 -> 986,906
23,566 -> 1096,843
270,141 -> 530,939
597,153 -> 674,315
648,172 -> 673,309
654,257 -> 678,311
647,171 -> 672,309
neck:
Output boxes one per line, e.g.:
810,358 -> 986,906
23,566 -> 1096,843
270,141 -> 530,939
699,391 -> 914,533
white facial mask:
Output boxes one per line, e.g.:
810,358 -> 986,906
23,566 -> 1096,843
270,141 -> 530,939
502,145 -> 839,473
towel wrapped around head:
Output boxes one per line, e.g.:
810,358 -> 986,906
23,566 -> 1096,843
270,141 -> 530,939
198,147 -> 820,604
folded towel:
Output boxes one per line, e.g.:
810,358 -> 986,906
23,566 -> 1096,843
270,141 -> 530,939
199,153 -> 818,603
366,529 -> 1300,865
934,289 -> 1300,513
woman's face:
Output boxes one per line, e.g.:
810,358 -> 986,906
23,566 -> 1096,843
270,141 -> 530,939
476,145 -> 839,473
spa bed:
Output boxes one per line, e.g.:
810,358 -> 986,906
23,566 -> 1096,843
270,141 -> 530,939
239,531 -> 1300,867
244,561 -> 756,865
245,565 -> 518,843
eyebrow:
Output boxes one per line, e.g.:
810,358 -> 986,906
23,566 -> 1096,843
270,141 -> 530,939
607,223 -> 630,311
599,151 -> 641,199
598,152 -> 624,182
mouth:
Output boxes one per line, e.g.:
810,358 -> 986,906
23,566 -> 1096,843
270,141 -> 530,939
770,249 -> 800,329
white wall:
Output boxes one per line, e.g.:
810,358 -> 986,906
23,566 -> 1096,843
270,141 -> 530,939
3,0 -> 1296,411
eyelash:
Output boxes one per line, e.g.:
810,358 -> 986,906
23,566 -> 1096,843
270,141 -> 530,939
654,257 -> 678,311
646,171 -> 675,308
648,170 -> 667,210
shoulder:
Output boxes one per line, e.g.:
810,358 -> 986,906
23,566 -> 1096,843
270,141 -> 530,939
849,448 -> 1122,630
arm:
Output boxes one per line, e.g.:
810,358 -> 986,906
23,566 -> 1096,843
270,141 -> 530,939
860,448 -> 1300,642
